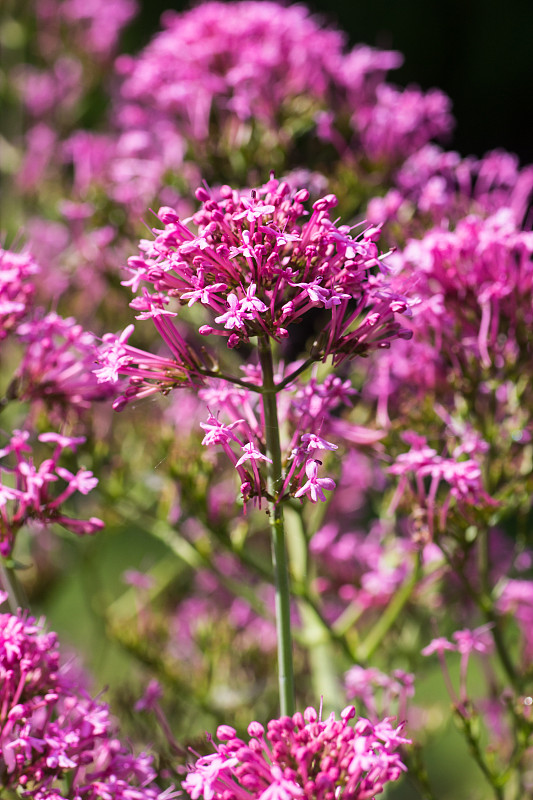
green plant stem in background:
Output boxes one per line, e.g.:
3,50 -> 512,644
454,709 -> 506,800
258,335 -> 295,716
357,551 -> 422,663
441,538 -> 522,694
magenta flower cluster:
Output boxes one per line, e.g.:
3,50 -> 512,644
0,431 -> 103,558
344,666 -> 414,724
96,177 -> 411,504
111,177 -> 410,362
186,368 -> 378,506
14,311 -> 115,417
388,431 -> 495,537
422,625 -> 494,709
395,210 -> 533,370
0,597 -> 175,799
114,1 -> 451,165
367,206 -> 533,428
183,705 -> 408,800
367,146 -> 533,233
115,1 -> 349,142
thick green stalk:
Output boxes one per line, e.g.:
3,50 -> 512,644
258,335 -> 295,716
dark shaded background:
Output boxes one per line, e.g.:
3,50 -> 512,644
125,0 -> 533,164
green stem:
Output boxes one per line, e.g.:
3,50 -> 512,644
357,550 -> 422,663
455,709 -> 505,800
258,335 -> 295,716
275,357 -> 316,391
197,368 -> 263,392
476,527 -> 521,689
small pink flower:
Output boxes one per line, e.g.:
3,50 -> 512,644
294,459 -> 336,503
0,606 -> 169,798
235,442 -> 272,468
421,637 -> 457,657
215,293 -> 248,330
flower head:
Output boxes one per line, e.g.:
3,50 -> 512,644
15,311 -> 115,417
183,705 -> 409,800
108,177 -> 410,386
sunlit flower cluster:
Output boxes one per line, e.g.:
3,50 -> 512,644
183,705 -> 409,800
0,598 -> 174,799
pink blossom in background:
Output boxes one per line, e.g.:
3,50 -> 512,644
0,249 -> 39,339
0,431 -> 103,558
497,580 -> 533,663
356,85 -> 453,163
35,0 -> 138,61
14,311 -> 115,417
113,0 -> 450,173
115,2 -> 350,142
345,665 -> 415,724
368,145 -> 533,234
365,209 -> 533,437
0,598 -> 174,799
388,432 -> 494,537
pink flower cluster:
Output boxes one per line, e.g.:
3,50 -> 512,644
310,521 -> 417,615
367,208 -> 533,423
183,705 -> 409,800
356,86 -> 453,164
388,432 -> 495,538
114,1 -> 451,169
368,146 -> 533,234
14,311 -> 114,417
99,177 -> 410,386
344,666 -> 414,725
34,0 -> 137,66
0,597 -> 173,799
169,556 -> 278,663
422,625 -> 494,708
192,368 -> 378,505
16,0 -> 138,201
0,431 -> 103,558
497,579 -> 533,664
397,210 -> 533,368
115,1 -> 348,142
0,249 -> 40,341
96,177 -> 411,504
15,58 -> 83,120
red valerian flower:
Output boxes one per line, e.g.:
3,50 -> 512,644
183,704 -> 409,800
